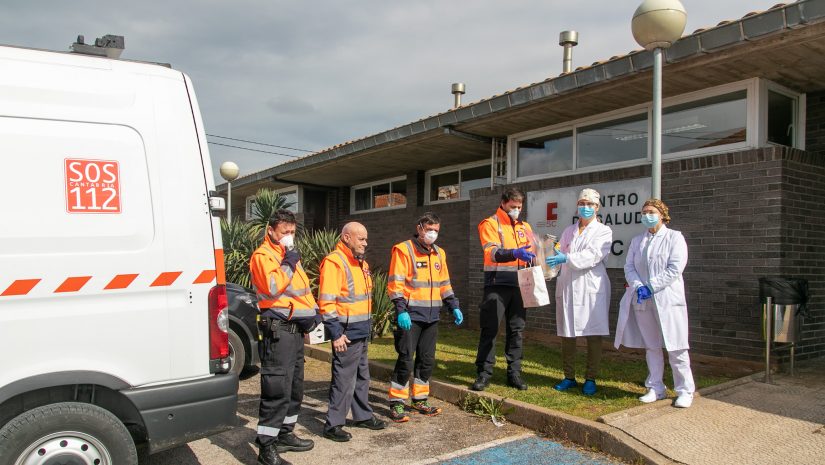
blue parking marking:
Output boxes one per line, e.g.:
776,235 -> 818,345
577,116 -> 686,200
438,436 -> 618,465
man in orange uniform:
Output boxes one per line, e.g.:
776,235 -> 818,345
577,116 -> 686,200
249,210 -> 320,465
386,213 -> 463,423
472,188 -> 536,392
318,222 -> 387,442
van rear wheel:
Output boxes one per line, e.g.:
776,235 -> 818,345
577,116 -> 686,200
0,402 -> 137,465
228,327 -> 246,376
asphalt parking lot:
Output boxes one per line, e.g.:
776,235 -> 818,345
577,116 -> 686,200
146,357 -> 619,465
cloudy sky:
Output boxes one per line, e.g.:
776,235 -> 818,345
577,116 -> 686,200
0,0 -> 783,183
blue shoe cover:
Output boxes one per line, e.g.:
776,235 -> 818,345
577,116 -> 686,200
582,379 -> 597,396
554,378 -> 578,391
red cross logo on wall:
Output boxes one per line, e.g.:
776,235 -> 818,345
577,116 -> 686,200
546,202 -> 558,221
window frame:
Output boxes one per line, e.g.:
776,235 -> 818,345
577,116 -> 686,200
424,159 -> 492,205
759,79 -> 806,150
507,78 -> 800,183
350,176 -> 407,213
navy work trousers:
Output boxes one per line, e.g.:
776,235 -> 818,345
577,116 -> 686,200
475,285 -> 526,378
324,337 -> 373,431
256,330 -> 304,447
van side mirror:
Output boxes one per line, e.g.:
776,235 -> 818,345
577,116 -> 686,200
209,196 -> 226,212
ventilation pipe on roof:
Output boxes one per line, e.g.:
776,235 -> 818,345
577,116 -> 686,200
451,83 -> 465,108
559,31 -> 578,74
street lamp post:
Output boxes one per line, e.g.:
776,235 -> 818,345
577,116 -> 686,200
632,0 -> 687,200
219,161 -> 240,222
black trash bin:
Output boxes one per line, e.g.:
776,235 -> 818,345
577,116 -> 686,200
759,277 -> 809,343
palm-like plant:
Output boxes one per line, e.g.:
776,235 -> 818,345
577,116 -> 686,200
220,218 -> 258,288
369,270 -> 394,340
296,228 -> 340,295
248,189 -> 296,236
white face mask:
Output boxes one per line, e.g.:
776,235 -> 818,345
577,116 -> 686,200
508,208 -> 520,220
278,233 -> 295,250
422,230 -> 438,245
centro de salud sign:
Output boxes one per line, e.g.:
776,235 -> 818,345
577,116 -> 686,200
526,178 -> 651,268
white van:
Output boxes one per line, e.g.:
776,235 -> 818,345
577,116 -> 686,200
0,40 -> 237,464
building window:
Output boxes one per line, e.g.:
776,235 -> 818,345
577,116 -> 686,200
662,90 -> 747,153
516,131 -> 573,177
767,90 -> 795,147
246,187 -> 299,221
511,79 -> 805,182
351,177 -> 407,212
577,114 -> 648,168
426,161 -> 491,203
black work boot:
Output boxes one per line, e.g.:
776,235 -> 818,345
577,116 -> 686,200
258,444 -> 291,465
276,432 -> 314,453
323,425 -> 352,442
507,374 -> 528,391
471,374 -> 490,391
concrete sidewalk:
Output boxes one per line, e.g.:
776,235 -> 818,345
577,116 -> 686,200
599,358 -> 825,465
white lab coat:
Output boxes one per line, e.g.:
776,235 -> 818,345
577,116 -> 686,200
555,220 -> 612,337
614,225 -> 690,351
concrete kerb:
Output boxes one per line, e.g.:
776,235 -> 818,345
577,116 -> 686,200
304,343 -> 677,465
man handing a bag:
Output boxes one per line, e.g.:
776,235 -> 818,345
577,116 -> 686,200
472,188 -> 536,392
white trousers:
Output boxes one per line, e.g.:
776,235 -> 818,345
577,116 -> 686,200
635,302 -> 695,396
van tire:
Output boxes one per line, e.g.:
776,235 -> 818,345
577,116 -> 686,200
228,327 -> 246,376
0,402 -> 137,465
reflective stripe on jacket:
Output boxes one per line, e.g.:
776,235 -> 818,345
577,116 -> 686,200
387,238 -> 459,323
478,207 -> 534,287
249,235 -> 318,322
318,242 -> 372,340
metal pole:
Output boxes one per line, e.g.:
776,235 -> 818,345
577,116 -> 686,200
651,47 -> 663,199
790,343 -> 795,377
227,181 -> 232,223
562,44 -> 573,73
764,296 -> 772,384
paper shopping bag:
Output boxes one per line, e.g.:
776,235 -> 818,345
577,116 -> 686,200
517,266 -> 550,308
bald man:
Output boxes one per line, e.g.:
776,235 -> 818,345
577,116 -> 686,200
318,223 -> 386,442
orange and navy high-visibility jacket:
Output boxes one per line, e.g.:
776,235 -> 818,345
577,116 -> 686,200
318,241 -> 372,341
249,235 -> 318,325
387,237 -> 459,323
478,207 -> 534,288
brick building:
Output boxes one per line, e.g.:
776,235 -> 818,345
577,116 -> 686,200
220,1 -> 825,363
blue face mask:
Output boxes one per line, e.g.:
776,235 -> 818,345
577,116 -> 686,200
641,213 -> 660,228
578,206 -> 595,219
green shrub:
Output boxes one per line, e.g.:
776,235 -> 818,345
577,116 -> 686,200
296,228 -> 340,295
369,271 -> 393,340
220,218 -> 257,288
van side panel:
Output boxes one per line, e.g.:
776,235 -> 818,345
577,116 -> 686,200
0,45 -> 235,455
149,74 -> 218,378
0,49 -> 218,388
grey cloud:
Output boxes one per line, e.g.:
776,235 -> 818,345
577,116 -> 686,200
265,95 -> 318,115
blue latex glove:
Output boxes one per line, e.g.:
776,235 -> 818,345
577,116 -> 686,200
545,251 -> 567,267
453,308 -> 464,326
397,312 -> 411,331
636,285 -> 653,304
513,245 -> 536,262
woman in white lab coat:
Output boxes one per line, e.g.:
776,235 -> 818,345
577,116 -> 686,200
546,188 -> 612,396
614,198 -> 695,408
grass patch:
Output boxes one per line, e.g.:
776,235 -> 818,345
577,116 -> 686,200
369,325 -> 731,420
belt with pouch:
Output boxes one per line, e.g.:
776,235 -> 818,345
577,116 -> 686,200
257,311 -> 303,339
